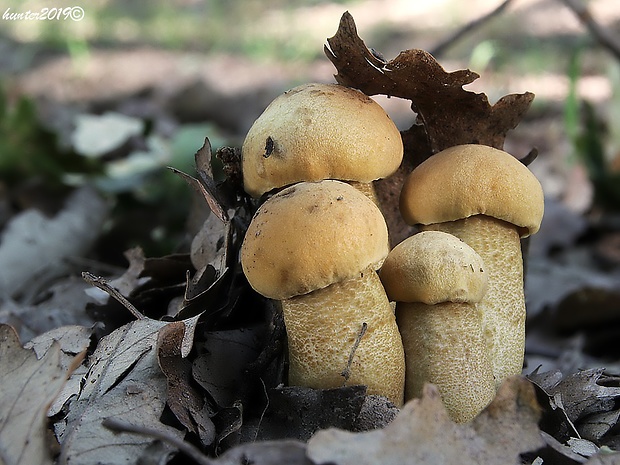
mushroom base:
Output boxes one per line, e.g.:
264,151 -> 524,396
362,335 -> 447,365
397,301 -> 495,423
281,268 -> 405,406
422,215 -> 525,388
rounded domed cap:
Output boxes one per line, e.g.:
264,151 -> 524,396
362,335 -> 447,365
241,180 -> 390,300
242,83 -> 404,198
399,144 -> 544,237
380,231 -> 488,305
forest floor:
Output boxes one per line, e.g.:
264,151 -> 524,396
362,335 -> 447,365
2,1 -> 620,464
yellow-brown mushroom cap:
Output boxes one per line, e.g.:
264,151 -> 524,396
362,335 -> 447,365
242,83 -> 404,198
399,144 -> 544,237
379,231 -> 488,305
241,180 -> 390,300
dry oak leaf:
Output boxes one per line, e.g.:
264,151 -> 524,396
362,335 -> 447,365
325,11 -> 534,155
307,376 -> 544,465
324,12 -> 535,246
56,319 -> 185,465
0,324 -> 83,465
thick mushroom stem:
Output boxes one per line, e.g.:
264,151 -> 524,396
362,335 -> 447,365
422,215 -> 525,388
396,300 -> 495,423
282,267 -> 405,406
347,181 -> 380,206
240,180 -> 405,406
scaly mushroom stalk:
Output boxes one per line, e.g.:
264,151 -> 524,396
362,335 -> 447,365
399,145 -> 544,389
241,180 -> 405,406
422,216 -> 524,385
380,231 -> 494,422
282,267 -> 404,404
396,301 -> 493,422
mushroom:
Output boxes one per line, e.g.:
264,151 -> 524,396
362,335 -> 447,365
240,180 -> 405,405
379,231 -> 494,422
399,144 -> 544,388
241,83 -> 403,203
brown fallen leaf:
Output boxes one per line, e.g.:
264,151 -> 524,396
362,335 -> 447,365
530,368 -> 620,424
325,11 -> 534,156
0,324 -> 83,465
306,376 -> 544,465
157,319 -> 217,447
324,12 -> 535,244
56,319 -> 184,465
0,186 -> 108,299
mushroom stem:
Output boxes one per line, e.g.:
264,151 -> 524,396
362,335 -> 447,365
347,181 -> 380,206
422,215 -> 525,387
396,300 -> 495,423
281,267 -> 405,407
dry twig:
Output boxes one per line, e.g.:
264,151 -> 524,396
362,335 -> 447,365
561,0 -> 620,61
431,0 -> 514,57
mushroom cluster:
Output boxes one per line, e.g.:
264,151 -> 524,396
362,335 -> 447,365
399,144 -> 544,390
239,83 -> 406,406
380,231 -> 495,423
372,144 -> 543,422
236,82 -> 544,422
240,180 -> 405,405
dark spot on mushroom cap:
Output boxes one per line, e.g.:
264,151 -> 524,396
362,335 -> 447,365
264,136 -> 275,158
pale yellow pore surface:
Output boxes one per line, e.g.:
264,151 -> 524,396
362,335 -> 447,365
396,301 -> 494,423
423,216 -> 525,388
242,83 -> 403,198
282,269 -> 405,406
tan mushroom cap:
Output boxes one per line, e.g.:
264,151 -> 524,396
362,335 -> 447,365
399,144 -> 544,237
241,180 -> 390,300
242,83 -> 404,198
380,231 -> 488,305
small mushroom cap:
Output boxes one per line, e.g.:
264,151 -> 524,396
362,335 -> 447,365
242,83 -> 404,198
399,144 -> 544,237
379,231 -> 488,305
241,180 -> 390,300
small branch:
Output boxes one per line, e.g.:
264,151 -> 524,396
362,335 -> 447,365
102,417 -> 214,465
519,147 -> 539,167
430,0 -> 514,57
341,322 -> 368,383
81,271 -> 145,320
561,0 -> 620,62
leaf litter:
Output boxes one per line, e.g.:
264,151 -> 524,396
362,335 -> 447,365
1,9 -> 620,465
0,324 -> 84,465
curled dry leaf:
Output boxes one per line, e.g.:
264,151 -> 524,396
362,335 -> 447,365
529,368 -> 620,457
0,324 -> 83,465
85,247 -> 147,305
530,368 -> 620,424
306,376 -> 544,465
157,320 -> 217,447
325,11 -> 534,156
57,319 -> 183,465
324,12 -> 534,244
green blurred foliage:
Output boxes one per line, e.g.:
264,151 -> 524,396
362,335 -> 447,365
565,49 -> 620,211
2,0 -> 356,62
0,85 -> 97,187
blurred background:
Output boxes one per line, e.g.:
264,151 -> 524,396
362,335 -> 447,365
1,0 -> 620,372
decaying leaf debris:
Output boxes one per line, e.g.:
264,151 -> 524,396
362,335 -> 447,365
325,11 -> 537,243
2,9 -> 620,465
